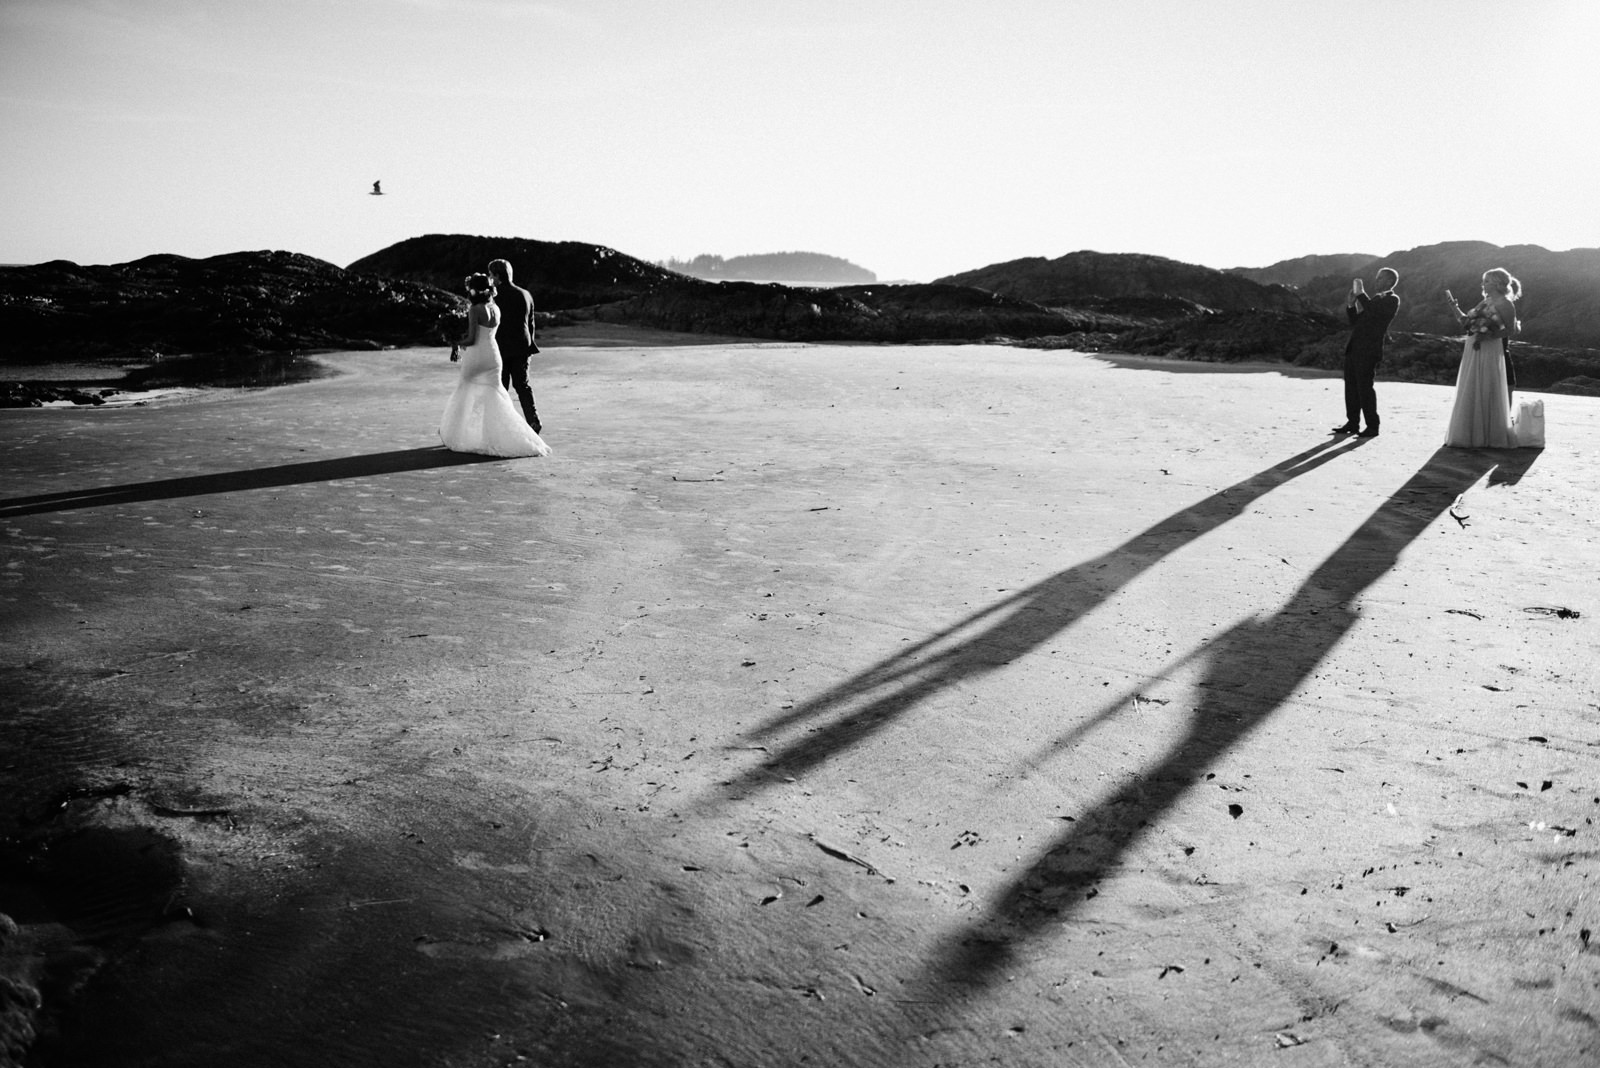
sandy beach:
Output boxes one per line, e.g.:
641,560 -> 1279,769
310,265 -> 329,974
2,335 -> 1597,1067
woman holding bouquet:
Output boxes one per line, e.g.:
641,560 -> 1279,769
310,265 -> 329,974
1443,268 -> 1521,448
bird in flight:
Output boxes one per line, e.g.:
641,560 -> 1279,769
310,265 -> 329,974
371,180 -> 384,195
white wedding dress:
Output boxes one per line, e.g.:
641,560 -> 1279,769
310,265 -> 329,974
1444,335 -> 1516,448
439,304 -> 551,458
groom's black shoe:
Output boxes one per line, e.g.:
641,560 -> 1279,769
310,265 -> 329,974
1331,423 -> 1359,435
1357,426 -> 1380,438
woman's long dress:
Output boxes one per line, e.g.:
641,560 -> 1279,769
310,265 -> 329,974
439,309 -> 551,458
1444,335 -> 1515,448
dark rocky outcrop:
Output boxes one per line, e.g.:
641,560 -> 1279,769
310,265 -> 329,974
1547,375 -> 1600,396
0,250 -> 461,365
1343,333 -> 1600,392
348,235 -> 676,310
1103,308 -> 1349,364
589,279 -> 1130,343
1016,305 -> 1600,393
0,382 -> 117,408
937,251 -> 1310,314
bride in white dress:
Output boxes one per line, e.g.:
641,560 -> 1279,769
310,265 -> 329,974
439,273 -> 551,458
1443,268 -> 1522,448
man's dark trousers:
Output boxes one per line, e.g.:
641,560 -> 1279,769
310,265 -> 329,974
1343,350 -> 1380,430
501,352 -> 539,432
493,283 -> 541,431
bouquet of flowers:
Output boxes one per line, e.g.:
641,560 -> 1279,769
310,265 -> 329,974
1461,302 -> 1503,350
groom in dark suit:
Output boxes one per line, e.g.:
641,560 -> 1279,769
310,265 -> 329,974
1333,266 -> 1400,438
488,258 -> 542,433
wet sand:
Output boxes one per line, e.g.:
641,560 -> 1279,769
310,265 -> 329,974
2,335 -> 1597,1066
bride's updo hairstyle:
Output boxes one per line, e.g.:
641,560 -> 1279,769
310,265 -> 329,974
464,272 -> 496,302
1483,267 -> 1522,301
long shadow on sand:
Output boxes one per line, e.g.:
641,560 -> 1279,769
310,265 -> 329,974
704,437 -> 1368,805
0,446 -> 500,519
918,444 -> 1539,994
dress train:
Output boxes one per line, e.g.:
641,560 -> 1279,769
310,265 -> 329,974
1444,336 -> 1515,448
439,326 -> 550,458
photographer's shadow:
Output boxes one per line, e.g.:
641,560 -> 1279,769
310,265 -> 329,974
919,444 -> 1539,995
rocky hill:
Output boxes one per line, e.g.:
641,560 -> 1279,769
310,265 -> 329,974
658,251 -> 876,284
1227,253 -> 1379,289
0,250 -> 460,365
9,237 -> 1600,408
349,235 -> 675,309
1292,241 -> 1600,350
981,241 -> 1600,395
937,251 -> 1309,314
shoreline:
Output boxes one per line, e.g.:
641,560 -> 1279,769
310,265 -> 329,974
0,323 -> 788,407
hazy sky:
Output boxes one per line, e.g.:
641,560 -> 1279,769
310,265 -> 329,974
3,0 -> 1597,281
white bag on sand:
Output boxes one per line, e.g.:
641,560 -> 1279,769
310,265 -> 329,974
1512,398 -> 1545,448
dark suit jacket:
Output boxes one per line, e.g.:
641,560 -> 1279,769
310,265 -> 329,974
1344,291 -> 1400,361
492,284 -> 539,358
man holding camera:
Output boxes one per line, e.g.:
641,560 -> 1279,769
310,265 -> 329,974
1333,267 -> 1400,438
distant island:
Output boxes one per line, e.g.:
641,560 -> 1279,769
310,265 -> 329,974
658,251 -> 876,285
